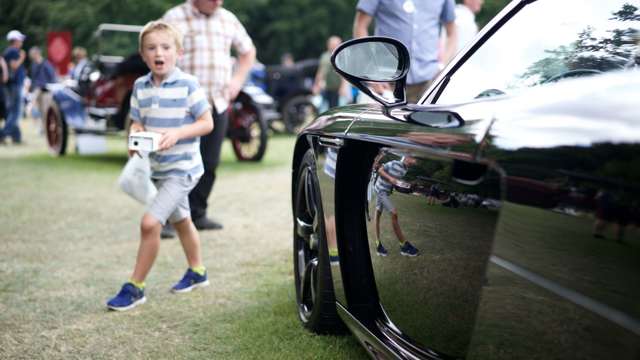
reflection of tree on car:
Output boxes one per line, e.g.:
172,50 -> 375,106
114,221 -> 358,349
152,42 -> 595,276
436,2 -> 640,104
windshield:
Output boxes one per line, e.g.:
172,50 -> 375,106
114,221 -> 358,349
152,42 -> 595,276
435,0 -> 640,104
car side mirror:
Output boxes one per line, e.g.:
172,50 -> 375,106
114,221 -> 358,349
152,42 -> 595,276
331,37 -> 410,108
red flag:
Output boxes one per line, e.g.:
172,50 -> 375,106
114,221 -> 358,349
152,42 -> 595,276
47,31 -> 72,76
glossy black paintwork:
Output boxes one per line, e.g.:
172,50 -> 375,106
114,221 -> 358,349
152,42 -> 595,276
291,0 -> 640,358
294,71 -> 640,359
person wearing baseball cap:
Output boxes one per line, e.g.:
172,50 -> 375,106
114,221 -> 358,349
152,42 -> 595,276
6,30 -> 26,42
1,30 -> 27,144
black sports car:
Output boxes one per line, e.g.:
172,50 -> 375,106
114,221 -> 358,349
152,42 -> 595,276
291,0 -> 640,359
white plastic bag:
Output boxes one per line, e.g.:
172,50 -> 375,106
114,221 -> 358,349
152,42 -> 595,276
118,154 -> 157,205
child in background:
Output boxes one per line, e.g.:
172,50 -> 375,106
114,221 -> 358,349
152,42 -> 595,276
107,20 -> 214,311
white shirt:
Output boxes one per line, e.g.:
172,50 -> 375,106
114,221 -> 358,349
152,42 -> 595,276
455,4 -> 479,54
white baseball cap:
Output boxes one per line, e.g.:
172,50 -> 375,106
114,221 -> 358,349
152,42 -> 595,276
7,30 -> 26,42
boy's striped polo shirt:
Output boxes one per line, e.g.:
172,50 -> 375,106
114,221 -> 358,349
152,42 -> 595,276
375,159 -> 408,194
130,67 -> 210,179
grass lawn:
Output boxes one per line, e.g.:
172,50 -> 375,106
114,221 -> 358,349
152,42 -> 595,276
0,122 -> 366,359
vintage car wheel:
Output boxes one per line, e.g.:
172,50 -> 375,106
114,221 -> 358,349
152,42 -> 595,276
229,97 -> 268,162
293,150 -> 343,333
282,95 -> 318,134
45,102 -> 68,156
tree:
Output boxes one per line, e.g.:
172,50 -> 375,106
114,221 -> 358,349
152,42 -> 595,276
1,0 -> 512,66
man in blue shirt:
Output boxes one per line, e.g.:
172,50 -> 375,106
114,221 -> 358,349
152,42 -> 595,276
28,46 -> 57,123
353,0 -> 457,103
1,30 -> 27,144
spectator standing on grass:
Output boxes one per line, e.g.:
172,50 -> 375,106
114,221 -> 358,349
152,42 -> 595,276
161,0 -> 256,237
28,46 -> 57,122
106,20 -> 214,311
0,56 -> 8,123
312,35 -> 348,110
70,46 -> 90,81
281,52 -> 295,68
353,0 -> 458,103
1,30 -> 27,144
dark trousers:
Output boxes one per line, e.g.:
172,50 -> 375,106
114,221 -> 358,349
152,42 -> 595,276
0,86 -> 23,142
189,108 -> 229,220
323,90 -> 340,109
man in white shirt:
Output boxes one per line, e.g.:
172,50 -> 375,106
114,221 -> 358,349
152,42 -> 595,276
455,0 -> 484,53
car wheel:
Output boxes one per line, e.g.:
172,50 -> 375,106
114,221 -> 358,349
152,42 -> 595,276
229,97 -> 268,162
293,149 -> 343,333
282,95 -> 318,134
45,102 -> 68,156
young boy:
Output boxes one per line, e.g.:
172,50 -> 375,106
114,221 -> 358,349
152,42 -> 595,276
107,20 -> 214,311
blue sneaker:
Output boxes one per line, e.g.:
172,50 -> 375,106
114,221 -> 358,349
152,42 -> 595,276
376,242 -> 388,257
107,283 -> 146,311
171,269 -> 210,293
400,242 -> 419,257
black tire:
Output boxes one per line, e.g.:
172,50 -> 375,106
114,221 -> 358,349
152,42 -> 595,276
229,97 -> 268,162
282,94 -> 318,134
293,149 -> 343,333
45,102 -> 68,156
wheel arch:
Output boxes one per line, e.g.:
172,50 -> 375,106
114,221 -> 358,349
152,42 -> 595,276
291,135 -> 313,209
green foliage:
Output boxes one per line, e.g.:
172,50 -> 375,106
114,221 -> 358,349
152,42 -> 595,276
1,0 -> 511,65
476,0 -> 512,28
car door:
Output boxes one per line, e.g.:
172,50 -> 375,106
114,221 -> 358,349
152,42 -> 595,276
347,105 -> 501,358
428,0 -> 640,358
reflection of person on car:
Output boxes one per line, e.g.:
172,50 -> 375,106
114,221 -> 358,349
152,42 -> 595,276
593,189 -> 629,243
374,155 -> 420,257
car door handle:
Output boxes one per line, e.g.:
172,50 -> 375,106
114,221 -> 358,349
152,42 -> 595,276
318,137 -> 344,148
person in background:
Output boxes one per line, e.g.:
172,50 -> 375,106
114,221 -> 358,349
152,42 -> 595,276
0,56 -> 8,125
106,20 -> 214,311
455,0 -> 483,53
28,46 -> 57,124
353,0 -> 457,103
1,30 -> 27,144
162,0 -> 256,236
70,46 -> 90,81
280,52 -> 295,68
312,35 -> 348,110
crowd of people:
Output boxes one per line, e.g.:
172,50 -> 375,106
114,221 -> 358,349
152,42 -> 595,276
2,0 -> 484,311
0,27 -> 93,144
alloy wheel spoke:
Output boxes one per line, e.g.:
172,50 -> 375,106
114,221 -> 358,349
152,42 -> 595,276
297,248 -> 307,279
296,217 -> 314,240
304,169 -> 318,220
300,257 -> 319,306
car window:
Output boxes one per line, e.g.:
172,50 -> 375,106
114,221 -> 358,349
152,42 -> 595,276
436,0 -> 640,104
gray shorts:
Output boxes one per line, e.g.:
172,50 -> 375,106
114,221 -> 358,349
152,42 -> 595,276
148,175 -> 200,225
376,191 -> 395,213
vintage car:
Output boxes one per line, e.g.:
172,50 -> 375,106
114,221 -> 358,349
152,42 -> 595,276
45,23 -> 146,155
45,23 -> 270,161
290,0 -> 640,359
